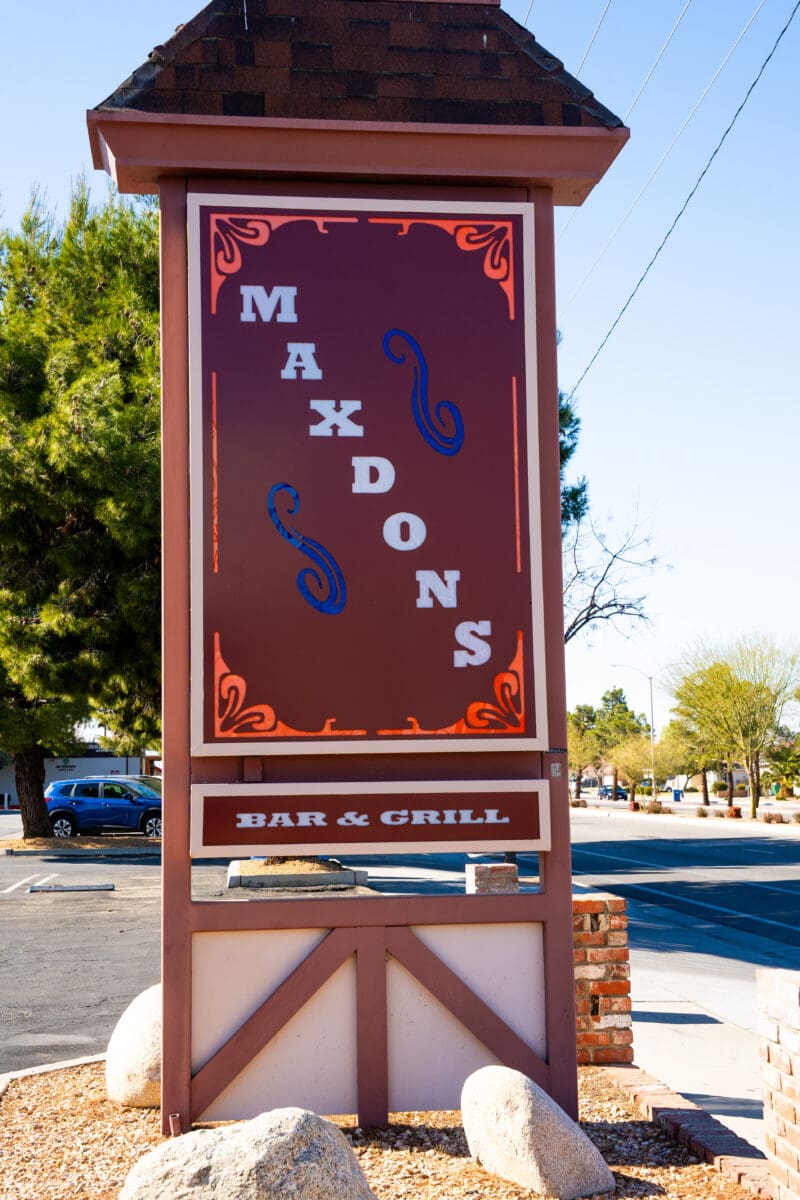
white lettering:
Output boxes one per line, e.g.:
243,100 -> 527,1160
380,810 -> 409,825
281,343 -> 323,380
484,809 -> 511,825
458,810 -> 485,824
295,812 -> 328,827
309,400 -> 364,437
441,810 -> 459,825
267,812 -> 295,828
383,512 -> 427,551
453,620 -> 492,668
240,285 -> 298,324
352,456 -> 395,493
410,810 -> 441,825
236,812 -> 266,828
416,569 -> 460,609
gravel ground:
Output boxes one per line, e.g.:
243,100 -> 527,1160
0,1062 -> 758,1200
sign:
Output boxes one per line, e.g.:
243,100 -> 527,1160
190,779 -> 550,857
189,195 -> 547,755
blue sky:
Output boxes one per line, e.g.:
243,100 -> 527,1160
2,0 -> 798,732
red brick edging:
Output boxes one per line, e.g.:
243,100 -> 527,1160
602,1063 -> 772,1198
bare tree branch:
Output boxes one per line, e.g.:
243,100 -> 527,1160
563,513 -> 658,644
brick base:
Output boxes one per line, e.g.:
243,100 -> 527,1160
758,969 -> 800,1200
573,893 -> 633,1065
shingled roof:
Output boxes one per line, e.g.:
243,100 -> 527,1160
96,0 -> 623,130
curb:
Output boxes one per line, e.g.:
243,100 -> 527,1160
0,845 -> 161,857
601,1063 -> 772,1198
572,803 -> 800,837
0,1053 -> 106,1102
226,860 -> 369,889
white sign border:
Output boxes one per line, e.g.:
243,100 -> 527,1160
188,192 -> 547,756
190,778 -> 551,858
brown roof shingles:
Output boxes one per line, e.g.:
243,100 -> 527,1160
96,0 -> 623,130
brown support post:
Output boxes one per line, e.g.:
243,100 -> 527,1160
159,175 -> 193,1135
532,183 -> 579,1119
355,927 -> 389,1127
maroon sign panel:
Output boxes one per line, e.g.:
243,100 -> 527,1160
188,195 -> 547,755
190,781 -> 551,857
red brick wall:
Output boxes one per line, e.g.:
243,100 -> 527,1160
573,894 -> 634,1065
758,969 -> 800,1199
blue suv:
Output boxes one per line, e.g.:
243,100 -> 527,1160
44,777 -> 162,838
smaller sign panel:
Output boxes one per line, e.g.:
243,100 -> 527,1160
190,780 -> 550,858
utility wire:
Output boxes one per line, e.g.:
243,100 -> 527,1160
624,0 -> 696,122
567,0 -> 800,399
561,0 -> 769,304
576,0 -> 614,75
557,0 -> 695,248
523,0 -> 537,25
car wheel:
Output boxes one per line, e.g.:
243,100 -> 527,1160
50,814 -> 77,838
141,811 -> 162,838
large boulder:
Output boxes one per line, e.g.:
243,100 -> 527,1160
461,1065 -> 615,1199
120,1107 -> 376,1200
106,983 -> 161,1108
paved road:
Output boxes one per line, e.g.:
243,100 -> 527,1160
569,808 -> 800,1150
0,848 -> 230,1074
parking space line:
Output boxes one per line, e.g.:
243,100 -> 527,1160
2,873 -> 57,894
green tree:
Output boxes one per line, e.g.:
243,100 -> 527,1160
657,717 -> 716,805
763,728 -> 800,798
559,389 -> 587,531
567,704 -> 599,798
594,688 -> 649,797
671,639 -> 800,819
609,733 -> 652,800
0,187 -> 161,835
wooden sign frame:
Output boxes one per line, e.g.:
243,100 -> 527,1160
159,177 -> 577,1133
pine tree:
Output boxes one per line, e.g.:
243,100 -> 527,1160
0,188 -> 161,835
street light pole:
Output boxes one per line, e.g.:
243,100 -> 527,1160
613,663 -> 656,796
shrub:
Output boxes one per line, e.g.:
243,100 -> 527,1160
642,796 -> 671,816
684,786 -> 699,793
761,811 -> 785,824
794,812 -> 800,825
725,805 -> 742,819
712,808 -> 726,818
639,786 -> 653,797
570,798 -> 588,809
696,806 -> 708,818
711,782 -> 728,794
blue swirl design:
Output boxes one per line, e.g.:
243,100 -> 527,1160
383,329 -> 464,456
267,483 -> 346,615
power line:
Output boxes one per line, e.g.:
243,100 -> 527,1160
624,0 -> 696,122
576,0 -> 614,75
523,0 -> 537,25
557,0 -> 696,248
568,0 -> 800,399
560,0 -> 769,302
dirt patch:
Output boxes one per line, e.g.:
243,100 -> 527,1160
0,836 -> 160,852
237,857 -> 345,876
0,1062 -> 758,1200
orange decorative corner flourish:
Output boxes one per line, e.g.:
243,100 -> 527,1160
370,219 -> 515,320
213,634 -> 366,739
377,631 -> 526,737
209,213 -> 358,314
